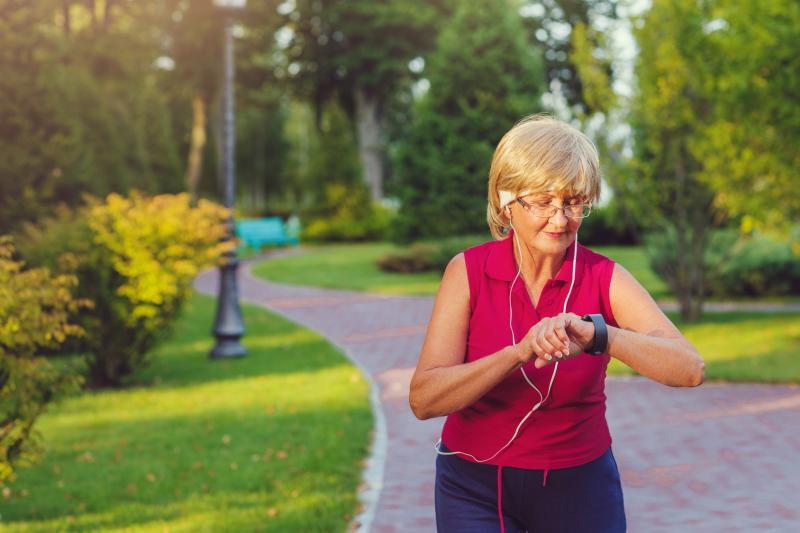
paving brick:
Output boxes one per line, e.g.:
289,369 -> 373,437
195,262 -> 800,533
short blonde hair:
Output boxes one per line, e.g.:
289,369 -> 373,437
486,114 -> 601,240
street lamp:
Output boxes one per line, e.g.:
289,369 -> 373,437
211,0 -> 247,359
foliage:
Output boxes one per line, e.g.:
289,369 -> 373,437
18,193 -> 231,387
391,0 -> 545,243
301,184 -> 391,242
0,1 -> 185,234
376,243 -> 439,273
271,0 -> 448,121
299,102 -> 390,242
0,238 -> 87,483
376,234 -> 489,273
574,0 -> 723,320
521,0 -> 619,115
644,227 -> 800,300
689,0 -> 800,233
577,202 -> 639,246
573,0 -> 800,318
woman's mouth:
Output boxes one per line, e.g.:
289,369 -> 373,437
543,232 -> 564,238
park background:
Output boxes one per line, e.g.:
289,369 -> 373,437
1,0 -> 798,531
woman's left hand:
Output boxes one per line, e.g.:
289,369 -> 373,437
533,312 -> 596,368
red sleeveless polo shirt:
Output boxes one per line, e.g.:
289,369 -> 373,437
440,228 -> 619,469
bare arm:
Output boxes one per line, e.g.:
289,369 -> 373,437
605,263 -> 705,387
408,254 -> 528,420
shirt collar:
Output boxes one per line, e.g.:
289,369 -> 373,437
486,228 -> 583,285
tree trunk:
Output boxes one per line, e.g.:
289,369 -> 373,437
104,0 -> 114,29
63,1 -> 71,36
87,0 -> 96,29
673,138 -> 704,321
185,92 -> 207,204
354,87 -> 385,202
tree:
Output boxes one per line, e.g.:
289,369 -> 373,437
391,0 -> 545,242
519,0 -> 619,116
690,0 -> 800,233
574,0 -> 800,320
0,0 -> 185,232
273,0 -> 452,201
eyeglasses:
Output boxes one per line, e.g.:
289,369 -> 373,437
516,197 -> 592,219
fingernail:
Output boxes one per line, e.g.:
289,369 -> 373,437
545,354 -> 552,361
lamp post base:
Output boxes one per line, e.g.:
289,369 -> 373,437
210,336 -> 246,358
210,255 -> 246,359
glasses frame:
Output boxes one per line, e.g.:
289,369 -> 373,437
516,197 -> 593,219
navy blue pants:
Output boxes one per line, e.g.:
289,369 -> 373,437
435,444 -> 626,533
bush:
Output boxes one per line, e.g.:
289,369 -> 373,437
376,234 -> 488,273
644,226 -> 800,299
0,238 -> 87,483
376,243 -> 439,273
708,230 -> 800,297
17,192 -> 230,387
578,203 -> 639,246
301,183 -> 391,242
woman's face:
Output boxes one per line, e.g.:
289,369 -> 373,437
506,191 -> 586,257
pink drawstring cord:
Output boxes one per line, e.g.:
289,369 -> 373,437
497,465 -> 505,533
543,467 -> 549,487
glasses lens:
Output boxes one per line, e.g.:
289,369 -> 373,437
564,205 -> 591,218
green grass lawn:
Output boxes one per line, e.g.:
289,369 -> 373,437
252,242 -> 446,296
608,311 -> 800,383
0,294 -> 372,532
251,240 -> 670,298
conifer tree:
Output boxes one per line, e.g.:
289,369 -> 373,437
392,0 -> 545,242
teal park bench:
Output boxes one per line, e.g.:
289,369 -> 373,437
235,216 -> 300,252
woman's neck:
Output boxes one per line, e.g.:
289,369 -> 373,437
512,234 -> 568,286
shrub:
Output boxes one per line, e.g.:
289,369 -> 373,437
578,203 -> 639,246
17,192 -> 231,387
376,243 -> 439,273
301,183 -> 391,242
644,226 -> 800,299
0,238 -> 87,483
376,234 -> 488,273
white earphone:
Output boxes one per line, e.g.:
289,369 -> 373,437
434,212 -> 579,463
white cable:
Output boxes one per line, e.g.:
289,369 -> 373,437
435,226 -> 579,463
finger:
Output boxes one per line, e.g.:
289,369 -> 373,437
536,330 -> 562,359
530,337 -> 554,362
554,317 -> 571,347
545,320 -> 569,355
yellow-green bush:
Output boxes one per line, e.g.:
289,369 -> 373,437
18,192 -> 231,387
301,183 -> 391,242
0,238 -> 87,483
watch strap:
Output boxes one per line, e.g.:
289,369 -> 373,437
581,314 -> 608,355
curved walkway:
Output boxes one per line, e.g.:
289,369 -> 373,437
194,257 -> 800,533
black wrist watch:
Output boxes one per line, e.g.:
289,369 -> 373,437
581,314 -> 608,355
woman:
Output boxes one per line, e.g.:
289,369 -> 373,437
409,115 -> 705,533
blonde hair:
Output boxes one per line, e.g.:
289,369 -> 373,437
486,114 -> 601,240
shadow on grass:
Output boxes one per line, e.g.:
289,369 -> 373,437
128,297 -> 352,390
3,409 -> 369,530
2,293 -> 372,532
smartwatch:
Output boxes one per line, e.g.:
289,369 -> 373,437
580,314 -> 608,355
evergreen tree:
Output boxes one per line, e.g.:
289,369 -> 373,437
392,0 -> 545,242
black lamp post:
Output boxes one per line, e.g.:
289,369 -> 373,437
211,0 -> 247,359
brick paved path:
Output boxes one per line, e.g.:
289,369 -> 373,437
194,261 -> 800,533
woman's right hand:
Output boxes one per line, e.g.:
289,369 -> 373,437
514,315 -> 585,369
